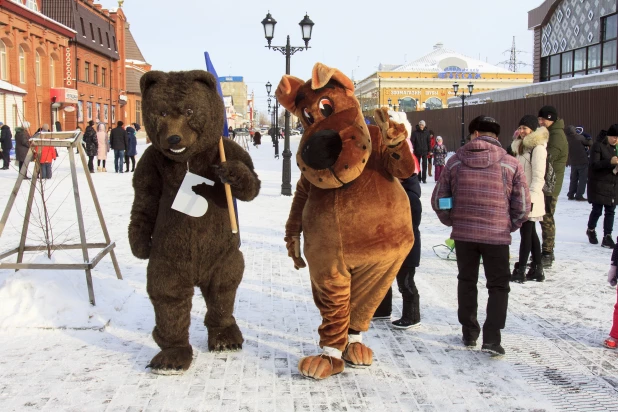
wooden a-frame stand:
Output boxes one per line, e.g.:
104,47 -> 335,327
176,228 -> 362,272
0,131 -> 122,305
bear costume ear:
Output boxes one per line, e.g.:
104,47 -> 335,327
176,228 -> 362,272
275,75 -> 305,113
140,71 -> 167,95
311,63 -> 355,97
187,70 -> 217,90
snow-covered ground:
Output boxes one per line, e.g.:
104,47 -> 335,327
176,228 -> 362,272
0,134 -> 618,411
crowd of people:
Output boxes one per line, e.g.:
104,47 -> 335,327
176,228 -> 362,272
0,120 -> 140,179
376,106 -> 618,356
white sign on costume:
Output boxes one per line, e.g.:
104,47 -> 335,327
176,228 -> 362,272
171,172 -> 215,217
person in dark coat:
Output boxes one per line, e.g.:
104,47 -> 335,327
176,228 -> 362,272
109,121 -> 128,173
0,122 -> 13,170
411,120 -> 431,183
566,125 -> 592,201
83,120 -> 98,173
586,124 -> 618,248
253,131 -> 261,147
14,121 -> 31,179
125,125 -> 137,172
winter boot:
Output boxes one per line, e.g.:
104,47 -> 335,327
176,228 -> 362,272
510,262 -> 526,283
601,234 -> 616,249
526,262 -> 545,282
102,167 -> 107,172
391,294 -> 421,329
97,166 -> 102,172
587,229 -> 599,245
428,162 -> 433,177
372,287 -> 392,320
541,251 -> 554,267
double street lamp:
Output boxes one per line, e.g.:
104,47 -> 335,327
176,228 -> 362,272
261,11 -> 315,196
387,98 -> 403,112
453,82 -> 474,147
266,81 -> 280,159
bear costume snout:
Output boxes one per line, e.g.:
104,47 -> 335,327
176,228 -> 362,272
167,135 -> 182,145
301,129 -> 343,170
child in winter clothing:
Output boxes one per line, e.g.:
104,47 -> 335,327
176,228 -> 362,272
605,239 -> 618,349
432,136 -> 447,181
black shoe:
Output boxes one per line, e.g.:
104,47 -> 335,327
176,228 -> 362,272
462,337 -> 477,347
481,343 -> 505,356
567,195 -> 574,200
510,263 -> 526,283
391,294 -> 421,330
526,262 -> 545,282
587,229 -> 599,245
575,196 -> 587,201
602,234 -> 616,249
541,251 -> 554,267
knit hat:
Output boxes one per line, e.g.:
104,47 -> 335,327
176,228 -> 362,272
518,115 -> 538,131
419,120 -> 426,126
538,105 -> 558,121
468,115 -> 501,136
608,124 -> 618,137
436,136 -> 443,142
88,120 -> 94,126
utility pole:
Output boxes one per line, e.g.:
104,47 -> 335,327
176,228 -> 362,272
498,36 -> 531,73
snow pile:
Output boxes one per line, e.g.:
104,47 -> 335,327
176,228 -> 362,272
0,254 -> 134,329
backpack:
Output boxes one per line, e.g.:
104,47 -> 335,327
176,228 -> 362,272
531,146 -> 556,195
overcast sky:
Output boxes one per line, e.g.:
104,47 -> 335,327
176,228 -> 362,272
100,0 -> 543,114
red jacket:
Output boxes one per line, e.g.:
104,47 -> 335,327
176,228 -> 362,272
36,146 -> 57,163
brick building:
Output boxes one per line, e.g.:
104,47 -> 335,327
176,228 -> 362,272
0,0 -> 74,130
123,22 -> 150,127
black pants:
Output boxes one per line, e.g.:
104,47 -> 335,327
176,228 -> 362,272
588,203 -> 616,236
567,164 -> 588,198
126,155 -> 135,171
97,159 -> 106,168
1,150 -> 9,168
88,156 -> 95,172
455,240 -> 511,344
18,160 -> 28,178
420,155 -> 428,183
518,220 -> 541,267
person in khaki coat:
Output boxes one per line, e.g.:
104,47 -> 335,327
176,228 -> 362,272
510,115 -> 548,283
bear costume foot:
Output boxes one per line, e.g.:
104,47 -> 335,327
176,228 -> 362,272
147,346 -> 193,375
207,323 -> 244,352
342,335 -> 373,369
298,354 -> 345,380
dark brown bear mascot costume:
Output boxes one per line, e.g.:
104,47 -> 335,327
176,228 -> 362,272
276,63 -> 415,380
129,70 -> 261,374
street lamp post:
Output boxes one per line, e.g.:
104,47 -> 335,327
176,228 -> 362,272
453,82 -> 474,147
262,11 -> 315,196
266,82 -> 280,159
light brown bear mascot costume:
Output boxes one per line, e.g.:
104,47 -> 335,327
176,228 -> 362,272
129,70 -> 261,374
276,63 -> 415,380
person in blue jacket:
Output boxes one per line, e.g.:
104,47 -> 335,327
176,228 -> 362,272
125,124 -> 138,172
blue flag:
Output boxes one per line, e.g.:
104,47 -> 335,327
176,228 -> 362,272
204,52 -> 230,138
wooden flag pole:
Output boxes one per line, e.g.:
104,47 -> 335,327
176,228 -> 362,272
219,137 -> 238,234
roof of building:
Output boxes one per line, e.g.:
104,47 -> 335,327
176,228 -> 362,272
124,25 -> 147,63
391,43 -> 511,74
0,80 -> 27,94
125,67 -> 145,95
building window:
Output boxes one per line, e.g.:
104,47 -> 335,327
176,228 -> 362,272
106,33 -> 111,49
87,101 -> 93,121
112,36 -> 117,52
98,28 -> 103,45
84,62 -> 90,83
94,65 -> 98,85
561,51 -> 573,78
101,67 -> 106,87
90,23 -> 95,41
136,100 -> 142,125
603,40 -> 617,70
50,57 -> 55,87
78,100 -> 84,123
112,105 -> 116,123
25,0 -> 38,11
19,46 -> 25,84
603,13 -> 617,41
0,40 -> 6,81
104,104 -> 109,122
80,18 -> 86,37
550,54 -> 561,80
76,58 -> 80,81
588,44 -> 601,73
35,51 -> 42,86
574,48 -> 586,73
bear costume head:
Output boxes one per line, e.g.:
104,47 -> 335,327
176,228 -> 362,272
140,70 -> 224,162
276,63 -> 371,189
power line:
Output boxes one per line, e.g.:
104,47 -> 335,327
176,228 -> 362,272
498,36 -> 531,73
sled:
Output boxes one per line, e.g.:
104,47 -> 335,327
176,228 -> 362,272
433,238 -> 457,261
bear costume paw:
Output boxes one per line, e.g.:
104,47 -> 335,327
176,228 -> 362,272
147,346 -> 193,375
298,355 -> 345,380
207,323 -> 244,352
342,342 -> 373,369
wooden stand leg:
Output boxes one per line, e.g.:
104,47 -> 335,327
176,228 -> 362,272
16,156 -> 41,269
77,144 -> 123,280
68,147 -> 95,305
0,149 -> 34,237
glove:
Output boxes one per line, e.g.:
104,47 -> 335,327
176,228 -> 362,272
608,265 -> 617,286
284,235 -> 307,270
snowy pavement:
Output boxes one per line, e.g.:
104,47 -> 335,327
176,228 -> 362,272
1,135 -> 618,411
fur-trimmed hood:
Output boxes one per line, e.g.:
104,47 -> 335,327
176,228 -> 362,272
511,126 -> 549,153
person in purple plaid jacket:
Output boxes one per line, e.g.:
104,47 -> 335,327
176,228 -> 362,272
431,115 -> 530,356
